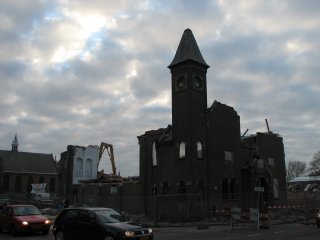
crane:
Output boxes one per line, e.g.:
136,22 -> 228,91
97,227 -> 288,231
99,142 -> 117,175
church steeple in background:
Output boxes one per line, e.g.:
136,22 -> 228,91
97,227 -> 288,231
11,134 -> 19,152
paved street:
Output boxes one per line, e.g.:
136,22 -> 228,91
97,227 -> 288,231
0,223 -> 319,240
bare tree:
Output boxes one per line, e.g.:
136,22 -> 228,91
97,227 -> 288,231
286,160 -> 306,182
308,151 -> 320,176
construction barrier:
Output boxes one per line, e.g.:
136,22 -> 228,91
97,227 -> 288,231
268,205 -> 305,209
229,207 -> 268,230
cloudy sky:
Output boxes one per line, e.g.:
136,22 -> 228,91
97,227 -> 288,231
1,0 -> 319,176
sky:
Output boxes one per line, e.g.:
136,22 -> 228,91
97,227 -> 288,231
0,0 -> 319,177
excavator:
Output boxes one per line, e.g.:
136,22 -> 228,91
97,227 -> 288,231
99,142 -> 117,175
79,142 -> 122,184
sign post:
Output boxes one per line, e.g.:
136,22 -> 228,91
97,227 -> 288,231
255,182 -> 264,229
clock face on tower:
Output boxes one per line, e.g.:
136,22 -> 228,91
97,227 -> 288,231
193,74 -> 204,91
175,73 -> 187,92
177,77 -> 186,89
193,77 -> 201,88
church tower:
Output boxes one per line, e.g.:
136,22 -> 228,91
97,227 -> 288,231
168,29 -> 209,186
11,134 -> 19,151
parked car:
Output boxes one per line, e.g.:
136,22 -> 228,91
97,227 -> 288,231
0,204 -> 51,236
316,209 -> 320,228
53,207 -> 153,240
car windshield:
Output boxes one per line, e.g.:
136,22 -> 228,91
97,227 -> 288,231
94,209 -> 127,223
14,206 -> 42,216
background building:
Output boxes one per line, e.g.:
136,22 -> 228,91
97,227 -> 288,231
0,135 -> 58,201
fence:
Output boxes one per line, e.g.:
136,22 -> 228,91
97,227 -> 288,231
2,190 -> 320,224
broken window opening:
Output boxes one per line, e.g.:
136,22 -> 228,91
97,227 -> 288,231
197,141 -> 203,159
224,151 -> 233,163
222,178 -> 228,200
152,185 -> 157,196
152,141 -> 157,166
179,142 -> 186,159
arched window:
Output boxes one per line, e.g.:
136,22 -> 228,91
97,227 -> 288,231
179,142 -> 186,159
257,159 -> 264,169
162,182 -> 169,194
224,151 -> 233,163
197,142 -> 203,159
49,177 -> 56,192
230,178 -> 235,200
198,180 -> 205,199
222,178 -> 228,200
85,159 -> 92,177
15,176 -> 22,192
76,158 -> 83,177
27,176 -> 33,193
152,141 -> 157,166
3,175 -> 10,192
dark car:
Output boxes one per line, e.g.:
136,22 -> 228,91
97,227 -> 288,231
53,207 -> 153,240
0,204 -> 51,236
316,209 -> 320,228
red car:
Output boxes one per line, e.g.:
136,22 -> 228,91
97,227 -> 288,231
0,204 -> 51,236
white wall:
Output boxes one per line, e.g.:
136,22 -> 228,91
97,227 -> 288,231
72,145 -> 99,184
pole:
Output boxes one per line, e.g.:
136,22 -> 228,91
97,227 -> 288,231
257,178 -> 260,230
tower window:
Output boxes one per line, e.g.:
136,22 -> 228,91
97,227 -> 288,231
224,151 -> 233,163
268,157 -> 275,167
179,142 -> 186,159
257,159 -> 264,169
197,142 -> 203,159
152,141 -> 157,166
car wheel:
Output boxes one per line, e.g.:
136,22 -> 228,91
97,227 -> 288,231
55,230 -> 65,240
104,235 -> 115,240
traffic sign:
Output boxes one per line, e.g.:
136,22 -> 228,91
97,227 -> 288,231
255,187 -> 264,192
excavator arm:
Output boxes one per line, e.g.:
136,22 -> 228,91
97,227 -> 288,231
99,142 -> 117,175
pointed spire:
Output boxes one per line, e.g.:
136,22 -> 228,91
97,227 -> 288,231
168,29 -> 209,68
11,134 -> 19,151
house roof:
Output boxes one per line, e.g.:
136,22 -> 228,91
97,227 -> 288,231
0,150 -> 57,175
289,175 -> 320,183
168,29 -> 209,68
